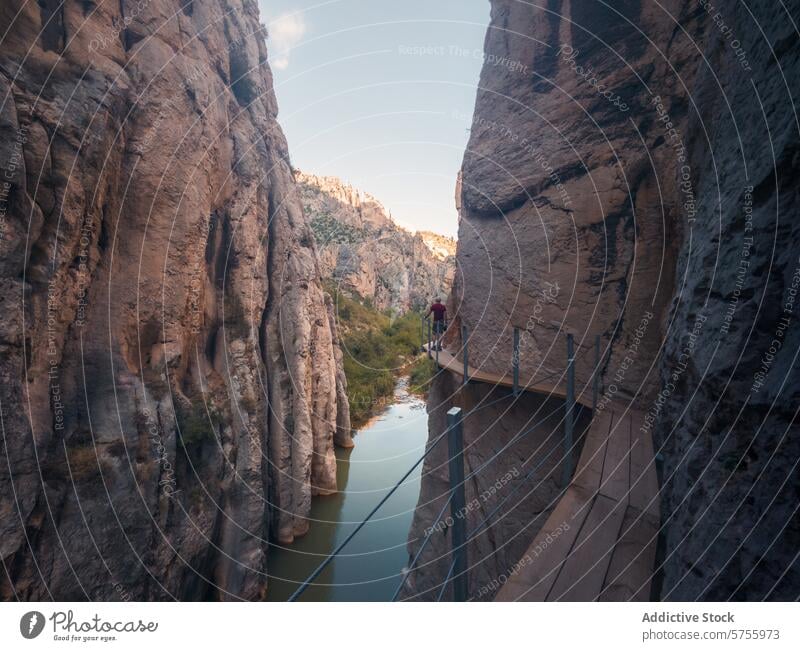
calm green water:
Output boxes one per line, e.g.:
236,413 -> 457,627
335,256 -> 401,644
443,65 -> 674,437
266,381 -> 429,601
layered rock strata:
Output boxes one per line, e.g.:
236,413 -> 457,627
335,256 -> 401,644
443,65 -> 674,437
409,0 -> 799,601
0,0 -> 349,600
401,375 -> 592,601
296,171 -> 455,313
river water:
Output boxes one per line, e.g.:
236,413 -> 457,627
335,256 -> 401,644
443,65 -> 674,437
266,380 -> 429,601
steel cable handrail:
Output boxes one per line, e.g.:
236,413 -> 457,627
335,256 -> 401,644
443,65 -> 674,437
432,404 -> 595,601
291,326 -> 598,601
286,391 -> 515,601
396,396 -> 583,600
428,345 -> 564,388
522,368 -> 563,385
434,434 -> 568,601
437,556 -> 457,602
390,492 -> 454,601
392,398 -> 545,601
416,331 -> 599,601
462,403 -> 580,484
287,429 -> 448,602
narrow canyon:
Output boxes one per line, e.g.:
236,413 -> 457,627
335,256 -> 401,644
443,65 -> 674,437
1,0 -> 797,604
403,0 -> 799,601
1,0 -> 350,600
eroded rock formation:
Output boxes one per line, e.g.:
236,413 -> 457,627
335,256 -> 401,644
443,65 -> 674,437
0,0 -> 349,600
296,171 -> 455,313
401,375 -> 592,601
408,0 -> 799,600
655,1 -> 800,600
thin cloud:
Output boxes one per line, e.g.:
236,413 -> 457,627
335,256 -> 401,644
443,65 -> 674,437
267,11 -> 307,70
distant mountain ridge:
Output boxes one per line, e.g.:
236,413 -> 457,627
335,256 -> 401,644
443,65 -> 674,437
296,171 -> 455,313
418,231 -> 457,261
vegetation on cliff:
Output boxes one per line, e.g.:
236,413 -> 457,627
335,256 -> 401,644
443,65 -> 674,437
299,171 -> 455,314
310,213 -> 365,245
327,284 -> 436,427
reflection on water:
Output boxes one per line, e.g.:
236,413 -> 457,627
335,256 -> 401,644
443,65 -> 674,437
266,380 -> 429,601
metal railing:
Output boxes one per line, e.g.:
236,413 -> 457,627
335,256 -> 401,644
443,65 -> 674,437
288,317 -> 605,602
398,402 -> 575,601
446,407 -> 468,601
422,315 -> 448,367
404,319 -> 605,600
433,434 -> 572,602
286,389 -> 514,602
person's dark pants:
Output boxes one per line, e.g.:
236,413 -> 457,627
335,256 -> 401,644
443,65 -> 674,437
432,320 -> 446,349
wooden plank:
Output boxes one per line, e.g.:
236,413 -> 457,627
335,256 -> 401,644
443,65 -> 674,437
572,410 -> 613,493
599,505 -> 659,601
432,334 -> 660,602
493,407 -> 658,602
628,412 -> 660,518
598,411 -> 632,503
424,344 -> 592,407
494,484 -> 594,601
547,494 -> 628,601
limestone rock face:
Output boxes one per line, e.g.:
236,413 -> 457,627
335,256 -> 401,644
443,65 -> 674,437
410,0 -> 799,600
455,0 -> 701,398
655,1 -> 800,600
400,375 -> 592,601
296,171 -> 455,313
0,0 -> 349,600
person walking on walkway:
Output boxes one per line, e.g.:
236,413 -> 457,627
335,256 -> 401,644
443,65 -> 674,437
426,298 -> 447,350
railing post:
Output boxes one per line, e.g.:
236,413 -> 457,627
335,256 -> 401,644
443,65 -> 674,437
563,333 -> 575,487
592,334 -> 600,414
461,325 -> 469,385
447,407 -> 467,602
512,327 -> 520,396
427,318 -> 432,359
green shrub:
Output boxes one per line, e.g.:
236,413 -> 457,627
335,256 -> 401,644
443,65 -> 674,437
41,440 -> 111,485
329,288 -> 425,427
310,214 -> 366,244
177,401 -> 219,447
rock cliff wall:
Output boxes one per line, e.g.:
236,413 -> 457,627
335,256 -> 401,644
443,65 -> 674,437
296,171 -> 455,313
656,1 -> 800,600
408,0 -> 799,600
401,376 -> 592,601
0,0 -> 349,600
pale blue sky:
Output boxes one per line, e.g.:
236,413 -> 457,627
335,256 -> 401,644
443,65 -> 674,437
257,1 -> 491,237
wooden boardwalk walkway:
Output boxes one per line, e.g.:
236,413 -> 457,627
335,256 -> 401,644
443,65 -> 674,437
426,344 -> 660,601
494,409 -> 659,601
423,344 -> 593,408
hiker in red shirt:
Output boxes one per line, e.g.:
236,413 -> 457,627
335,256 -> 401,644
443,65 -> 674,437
426,298 -> 447,350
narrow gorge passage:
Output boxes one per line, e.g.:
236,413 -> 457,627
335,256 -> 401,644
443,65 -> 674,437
1,0 -> 798,637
